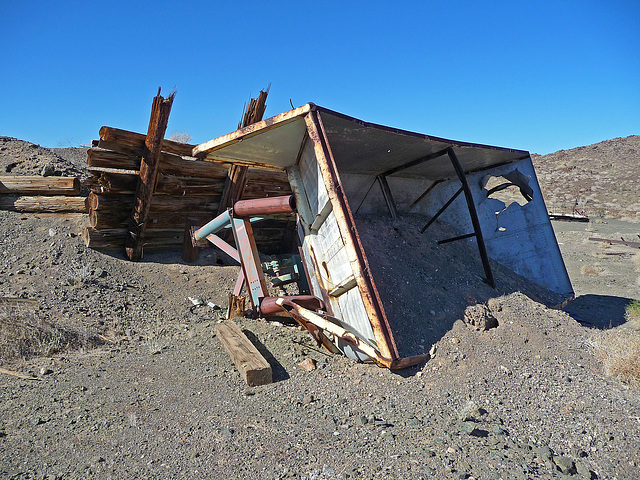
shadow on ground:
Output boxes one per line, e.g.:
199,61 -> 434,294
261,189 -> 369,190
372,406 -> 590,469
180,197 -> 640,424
243,329 -> 290,382
564,294 -> 633,328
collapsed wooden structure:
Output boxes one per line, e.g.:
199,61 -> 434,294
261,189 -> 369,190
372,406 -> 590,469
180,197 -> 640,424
1,91 -> 575,370
82,89 -> 294,254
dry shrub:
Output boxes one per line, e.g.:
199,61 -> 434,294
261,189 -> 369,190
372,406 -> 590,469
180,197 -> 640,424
0,305 -> 102,362
589,330 -> 640,389
168,131 -> 192,144
626,300 -> 640,327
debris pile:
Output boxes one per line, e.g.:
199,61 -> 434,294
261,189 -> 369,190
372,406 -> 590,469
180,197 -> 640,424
82,89 -> 294,254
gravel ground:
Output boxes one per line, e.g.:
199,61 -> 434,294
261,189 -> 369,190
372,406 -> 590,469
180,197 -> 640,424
1,139 -> 639,479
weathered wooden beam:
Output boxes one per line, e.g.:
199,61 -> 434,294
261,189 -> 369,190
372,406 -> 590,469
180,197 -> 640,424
0,195 -> 87,213
85,171 -> 225,196
99,126 -> 195,157
0,176 -> 81,195
87,148 -> 229,179
89,208 -> 213,230
82,226 -> 183,250
87,192 -> 218,212
214,320 -> 272,386
217,89 -> 269,214
182,218 -> 200,263
126,89 -> 175,261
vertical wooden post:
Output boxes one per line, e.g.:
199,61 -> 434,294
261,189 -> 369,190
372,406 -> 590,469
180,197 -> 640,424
125,88 -> 175,261
182,217 -> 200,263
217,87 -> 269,215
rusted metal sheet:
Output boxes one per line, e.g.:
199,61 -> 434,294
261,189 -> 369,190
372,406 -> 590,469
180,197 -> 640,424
193,104 -> 573,369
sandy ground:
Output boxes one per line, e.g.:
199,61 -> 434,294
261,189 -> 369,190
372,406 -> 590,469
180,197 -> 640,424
552,218 -> 640,328
1,138 -> 639,479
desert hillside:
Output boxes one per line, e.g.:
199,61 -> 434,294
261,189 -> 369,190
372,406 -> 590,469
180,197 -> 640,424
532,135 -> 640,220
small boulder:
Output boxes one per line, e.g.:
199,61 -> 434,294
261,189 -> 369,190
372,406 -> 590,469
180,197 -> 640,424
298,358 -> 317,371
41,164 -> 55,177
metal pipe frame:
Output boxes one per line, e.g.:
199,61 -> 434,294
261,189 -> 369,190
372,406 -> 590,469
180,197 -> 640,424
409,179 -> 443,211
437,232 -> 476,245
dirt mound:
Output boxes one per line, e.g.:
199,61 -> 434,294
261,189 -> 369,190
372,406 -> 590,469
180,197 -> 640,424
355,213 -> 567,358
0,136 -> 85,179
532,135 -> 640,221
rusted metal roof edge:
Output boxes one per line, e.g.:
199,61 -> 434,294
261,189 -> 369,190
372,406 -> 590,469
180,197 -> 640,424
311,105 -> 531,156
192,104 -> 313,157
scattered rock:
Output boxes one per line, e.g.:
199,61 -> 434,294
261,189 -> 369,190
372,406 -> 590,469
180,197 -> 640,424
553,455 -> 577,475
40,164 -> 54,176
298,358 -> 317,371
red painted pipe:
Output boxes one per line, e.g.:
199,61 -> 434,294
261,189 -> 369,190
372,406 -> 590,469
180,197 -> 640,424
260,295 -> 325,316
233,195 -> 296,218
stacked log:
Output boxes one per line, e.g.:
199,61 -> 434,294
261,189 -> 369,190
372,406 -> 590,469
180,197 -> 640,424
0,176 -> 86,213
83,126 -> 294,253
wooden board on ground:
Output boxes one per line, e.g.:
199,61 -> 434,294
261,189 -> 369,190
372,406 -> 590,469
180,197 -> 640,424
214,320 -> 272,387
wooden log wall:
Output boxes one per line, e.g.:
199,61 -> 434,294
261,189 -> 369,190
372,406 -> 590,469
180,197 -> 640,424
0,176 -> 86,214
83,126 -> 295,254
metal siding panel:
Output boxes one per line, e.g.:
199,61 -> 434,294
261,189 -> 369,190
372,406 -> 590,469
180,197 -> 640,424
337,286 -> 377,346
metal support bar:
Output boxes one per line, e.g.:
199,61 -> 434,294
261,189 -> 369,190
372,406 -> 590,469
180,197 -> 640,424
310,198 -> 333,232
193,209 -> 232,242
233,271 -> 245,296
206,234 -> 240,263
447,148 -> 495,288
409,180 -> 443,211
231,217 -> 268,309
382,148 -> 450,177
376,175 -> 398,219
437,232 -> 476,245
420,186 -> 464,234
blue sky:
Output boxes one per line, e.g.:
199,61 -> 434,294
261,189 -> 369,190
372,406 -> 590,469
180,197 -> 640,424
1,1 -> 638,154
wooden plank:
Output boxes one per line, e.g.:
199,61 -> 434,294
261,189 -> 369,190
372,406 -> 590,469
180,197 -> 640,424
85,171 -> 225,196
99,126 -> 195,157
214,320 -> 272,386
0,176 -> 81,195
217,89 -> 270,214
126,89 -> 175,261
82,226 -> 183,249
0,195 -> 87,213
87,192 -> 219,212
89,208 -> 213,229
88,148 -> 230,179
182,218 -> 199,263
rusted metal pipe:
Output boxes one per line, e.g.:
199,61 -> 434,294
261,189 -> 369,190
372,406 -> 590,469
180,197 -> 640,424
259,295 -> 325,316
233,195 -> 296,218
